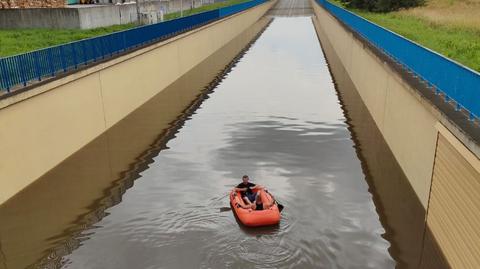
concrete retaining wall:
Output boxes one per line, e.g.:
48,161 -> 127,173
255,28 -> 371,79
75,3 -> 144,28
0,0 -> 214,29
311,1 -> 480,268
0,0 -> 275,205
312,1 -> 437,208
0,16 -> 271,269
0,8 -> 81,29
0,2 -> 150,29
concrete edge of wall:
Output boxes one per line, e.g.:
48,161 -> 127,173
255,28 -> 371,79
310,0 -> 480,160
0,0 -> 273,110
436,123 -> 480,172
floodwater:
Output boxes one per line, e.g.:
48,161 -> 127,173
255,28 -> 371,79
0,17 -> 401,269
319,19 -> 445,269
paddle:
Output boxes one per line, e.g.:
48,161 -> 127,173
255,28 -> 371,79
265,189 -> 284,212
276,201 -> 285,212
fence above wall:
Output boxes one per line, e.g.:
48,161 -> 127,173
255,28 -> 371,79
0,0 -> 267,93
315,0 -> 480,121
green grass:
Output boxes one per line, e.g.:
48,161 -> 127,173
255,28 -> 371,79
0,0 -> 250,58
164,0 -> 250,20
0,24 -> 137,57
330,1 -> 480,72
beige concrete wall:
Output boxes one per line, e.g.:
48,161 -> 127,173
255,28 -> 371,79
0,0 -> 275,205
312,1 -> 437,208
312,2 -> 480,268
420,124 -> 480,269
315,18 -> 429,267
0,17 -> 272,268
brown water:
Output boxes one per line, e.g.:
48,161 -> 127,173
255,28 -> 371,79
0,17 -> 401,269
317,16 -> 449,269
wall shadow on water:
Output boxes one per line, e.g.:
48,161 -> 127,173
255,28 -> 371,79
0,17 -> 272,269
312,18 -> 451,269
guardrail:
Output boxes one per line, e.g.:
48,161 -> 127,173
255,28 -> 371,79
0,0 -> 266,93
316,0 -> 480,121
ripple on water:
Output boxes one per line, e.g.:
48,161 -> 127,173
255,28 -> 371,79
49,17 -> 396,269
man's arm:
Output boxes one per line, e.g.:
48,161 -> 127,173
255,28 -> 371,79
266,196 -> 275,209
251,185 -> 264,190
233,187 -> 247,192
239,203 -> 251,209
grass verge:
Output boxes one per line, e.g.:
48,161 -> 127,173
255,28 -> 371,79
164,0 -> 251,20
331,0 -> 480,72
0,0 -> 251,58
0,24 -> 136,58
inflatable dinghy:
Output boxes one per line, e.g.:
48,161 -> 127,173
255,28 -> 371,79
230,189 -> 281,227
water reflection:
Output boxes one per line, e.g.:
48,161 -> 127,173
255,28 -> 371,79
314,15 -> 449,269
0,18 -> 271,269
1,17 -> 397,269
232,213 -> 281,237
55,17 -> 392,269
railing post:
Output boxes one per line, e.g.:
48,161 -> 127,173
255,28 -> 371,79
0,58 -> 11,92
33,52 -> 42,81
123,32 -> 127,52
93,39 -> 98,60
59,46 -> 67,72
92,39 -> 97,62
82,41 -> 88,64
71,43 -> 78,69
99,38 -> 105,59
47,48 -> 55,77
19,55 -> 28,86
456,103 -> 462,111
469,113 -> 476,122
453,71 -> 462,111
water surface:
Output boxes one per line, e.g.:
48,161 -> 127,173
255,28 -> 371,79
1,17 -> 396,269
62,17 -> 393,268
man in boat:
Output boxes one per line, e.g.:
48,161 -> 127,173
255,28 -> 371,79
234,175 -> 274,210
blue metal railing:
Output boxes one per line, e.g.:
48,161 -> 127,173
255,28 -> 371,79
219,0 -> 264,17
316,0 -> 480,120
0,0 -> 266,93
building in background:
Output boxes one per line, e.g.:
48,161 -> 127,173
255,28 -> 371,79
0,0 -> 214,29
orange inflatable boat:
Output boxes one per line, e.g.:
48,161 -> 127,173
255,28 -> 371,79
230,189 -> 281,227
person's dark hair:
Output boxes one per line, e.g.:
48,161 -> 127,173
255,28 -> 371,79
242,175 -> 249,179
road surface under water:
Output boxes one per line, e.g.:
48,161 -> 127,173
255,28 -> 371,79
0,17 -> 398,269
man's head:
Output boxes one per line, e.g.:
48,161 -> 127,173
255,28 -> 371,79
242,175 -> 249,183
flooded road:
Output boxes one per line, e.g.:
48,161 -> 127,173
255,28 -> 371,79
1,17 -> 397,268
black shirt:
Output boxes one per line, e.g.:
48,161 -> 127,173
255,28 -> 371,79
236,182 -> 256,195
